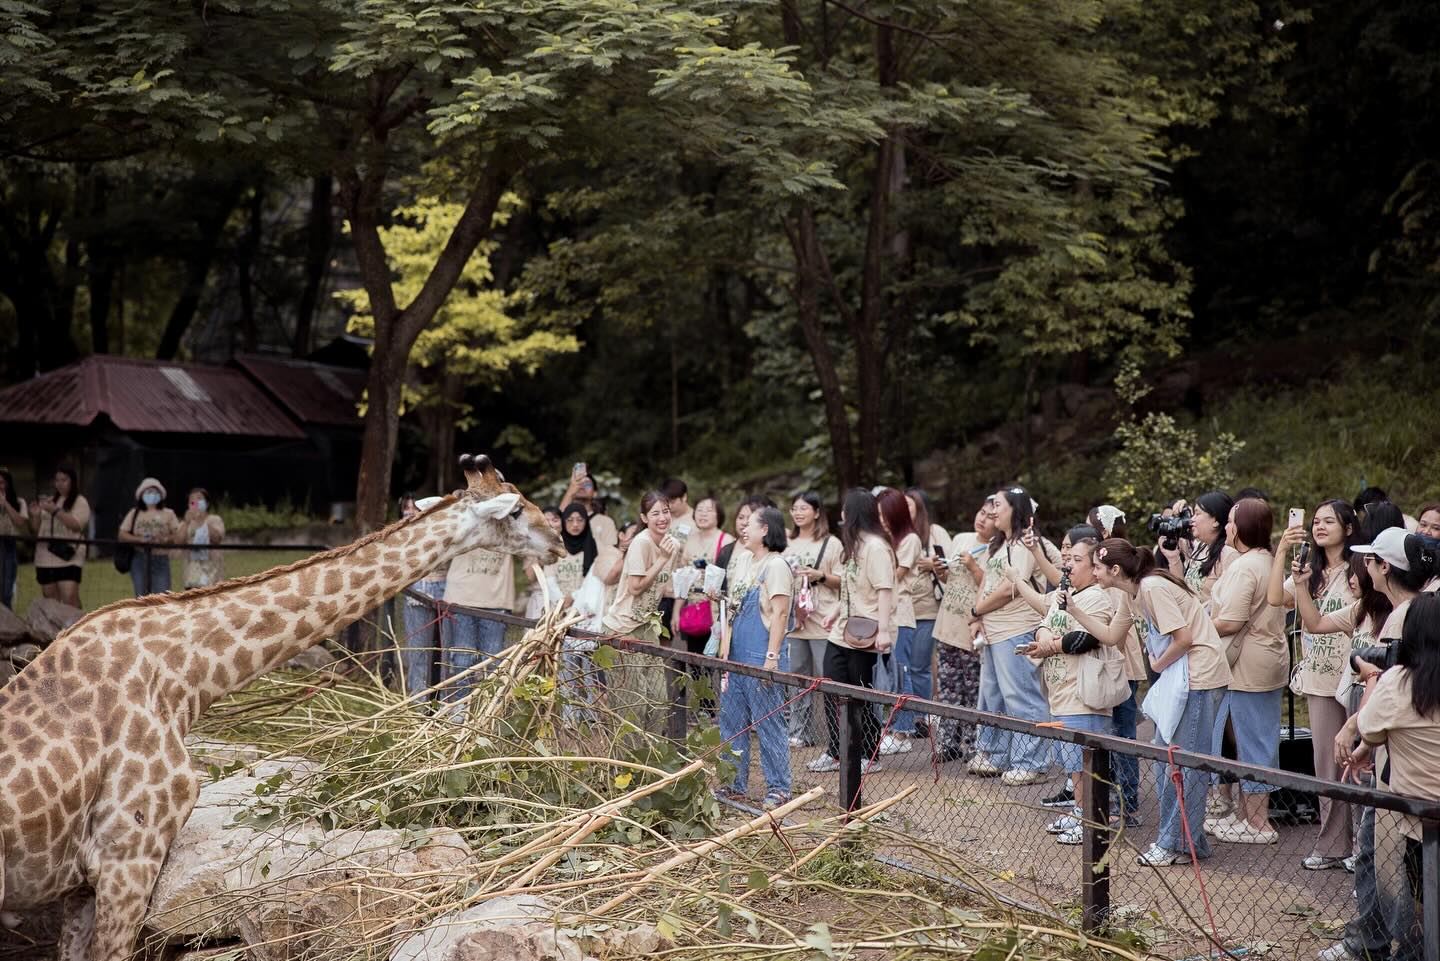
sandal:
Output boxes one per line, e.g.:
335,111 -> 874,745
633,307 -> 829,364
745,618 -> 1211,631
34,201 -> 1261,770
761,792 -> 791,811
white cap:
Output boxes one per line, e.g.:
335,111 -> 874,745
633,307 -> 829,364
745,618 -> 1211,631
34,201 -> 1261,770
1352,527 -> 1410,571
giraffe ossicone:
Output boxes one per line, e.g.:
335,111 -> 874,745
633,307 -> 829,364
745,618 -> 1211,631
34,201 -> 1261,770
0,454 -> 563,961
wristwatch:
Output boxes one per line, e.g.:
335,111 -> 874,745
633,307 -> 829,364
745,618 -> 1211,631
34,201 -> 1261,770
970,606 -> 979,618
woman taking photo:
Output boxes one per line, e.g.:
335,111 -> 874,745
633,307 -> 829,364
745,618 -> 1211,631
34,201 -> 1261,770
1161,491 -> 1236,604
931,504 -> 992,763
1013,536 -> 1117,846
1266,497 -> 1360,868
970,486 -> 1050,785
178,487 -> 225,589
1207,499 -> 1287,845
784,491 -> 841,748
808,488 -> 894,781
1067,539 -> 1232,867
0,469 -> 29,609
716,507 -> 794,809
32,465 -> 89,608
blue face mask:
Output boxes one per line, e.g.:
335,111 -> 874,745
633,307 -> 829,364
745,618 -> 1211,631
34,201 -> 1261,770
194,499 -> 207,513
142,491 -> 162,507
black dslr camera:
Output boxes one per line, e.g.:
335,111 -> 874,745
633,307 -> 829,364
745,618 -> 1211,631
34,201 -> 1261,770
1057,565 -> 1073,611
1349,642 -> 1398,675
1147,507 -> 1194,551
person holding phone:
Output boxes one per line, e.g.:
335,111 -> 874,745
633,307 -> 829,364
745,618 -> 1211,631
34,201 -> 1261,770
32,465 -> 89,608
931,503 -> 992,763
1013,536 -> 1116,845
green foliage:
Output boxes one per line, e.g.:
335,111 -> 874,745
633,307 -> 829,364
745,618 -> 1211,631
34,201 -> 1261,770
216,498 -> 318,536
1104,411 -> 1244,519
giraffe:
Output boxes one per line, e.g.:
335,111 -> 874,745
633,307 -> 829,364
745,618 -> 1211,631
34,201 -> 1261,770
0,454 -> 563,960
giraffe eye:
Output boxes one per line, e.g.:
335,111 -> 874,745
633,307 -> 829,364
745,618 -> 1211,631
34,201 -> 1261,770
510,505 -> 524,520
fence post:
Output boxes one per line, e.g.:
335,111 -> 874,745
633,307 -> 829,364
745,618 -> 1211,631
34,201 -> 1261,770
429,601 -> 444,696
837,695 -> 862,814
1081,744 -> 1111,932
1424,819 -> 1438,961
665,663 -> 688,741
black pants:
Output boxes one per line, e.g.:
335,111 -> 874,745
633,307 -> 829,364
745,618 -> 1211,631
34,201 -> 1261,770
823,642 -> 880,761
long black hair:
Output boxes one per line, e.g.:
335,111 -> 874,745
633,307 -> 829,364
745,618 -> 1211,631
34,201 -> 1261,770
1350,554 -> 1392,634
1397,592 -> 1440,719
839,488 -> 885,563
0,468 -> 18,513
905,487 -> 936,551
1192,490 -> 1234,579
1308,499 -> 1361,598
1360,500 -> 1405,544
988,485 -> 1034,557
1383,533 -> 1440,595
53,464 -> 80,511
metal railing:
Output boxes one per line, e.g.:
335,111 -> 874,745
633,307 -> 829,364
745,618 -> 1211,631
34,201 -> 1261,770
400,591 -> 1440,961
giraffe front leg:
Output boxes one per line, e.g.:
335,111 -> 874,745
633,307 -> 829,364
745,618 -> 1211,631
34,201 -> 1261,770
56,888 -> 96,961
85,857 -> 165,961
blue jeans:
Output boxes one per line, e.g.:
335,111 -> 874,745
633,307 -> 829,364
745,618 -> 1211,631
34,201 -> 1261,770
1218,688 -> 1282,794
130,552 -> 171,596
398,578 -> 446,697
1054,713 -> 1110,773
1111,681 -> 1141,816
440,608 -> 509,702
719,586 -> 791,796
976,631 -> 1052,773
1153,686 -> 1228,856
892,619 -> 936,734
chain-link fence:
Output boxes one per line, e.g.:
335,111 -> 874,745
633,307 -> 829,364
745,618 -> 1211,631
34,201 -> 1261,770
398,594 -> 1440,961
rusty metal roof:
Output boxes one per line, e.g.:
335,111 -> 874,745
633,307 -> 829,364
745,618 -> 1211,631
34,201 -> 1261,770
0,356 -> 306,438
233,354 -> 365,427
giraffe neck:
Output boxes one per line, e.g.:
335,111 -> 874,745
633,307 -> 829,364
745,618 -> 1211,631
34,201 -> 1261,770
179,504 -> 475,720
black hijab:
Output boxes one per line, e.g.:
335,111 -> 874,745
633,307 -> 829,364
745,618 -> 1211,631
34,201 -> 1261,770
561,503 -> 598,575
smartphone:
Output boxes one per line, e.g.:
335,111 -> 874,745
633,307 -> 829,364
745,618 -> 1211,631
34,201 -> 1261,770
1287,507 -> 1305,529
672,523 -> 692,542
969,544 -> 989,557
573,462 -> 587,478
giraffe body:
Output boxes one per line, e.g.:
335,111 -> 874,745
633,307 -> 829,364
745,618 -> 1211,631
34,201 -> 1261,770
0,455 -> 561,960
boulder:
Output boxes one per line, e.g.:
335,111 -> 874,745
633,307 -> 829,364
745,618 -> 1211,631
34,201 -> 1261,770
388,897 -> 662,961
146,760 -> 470,960
25,597 -> 82,643
0,603 -> 31,644
283,643 -> 339,673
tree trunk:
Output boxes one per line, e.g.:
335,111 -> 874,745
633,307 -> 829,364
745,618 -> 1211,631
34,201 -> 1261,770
156,180 -> 242,360
293,174 -> 333,358
788,206 -> 858,492
236,181 -> 264,353
348,168 -> 510,531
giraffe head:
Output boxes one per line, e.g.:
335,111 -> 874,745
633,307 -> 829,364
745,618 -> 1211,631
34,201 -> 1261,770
444,453 -> 565,563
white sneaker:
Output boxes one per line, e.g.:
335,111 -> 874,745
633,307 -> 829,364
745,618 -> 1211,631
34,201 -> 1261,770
878,734 -> 912,755
1343,855 -> 1357,873
1203,814 -> 1237,836
1135,844 -> 1184,867
1316,942 -> 1360,961
861,758 -> 883,774
1056,825 -> 1083,845
1000,768 -> 1046,786
967,756 -> 1002,777
1046,812 -> 1081,834
1213,820 -> 1279,845
788,736 -> 808,748
806,753 -> 840,773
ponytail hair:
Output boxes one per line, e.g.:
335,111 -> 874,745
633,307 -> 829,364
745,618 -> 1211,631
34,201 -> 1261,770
1095,538 -> 1192,593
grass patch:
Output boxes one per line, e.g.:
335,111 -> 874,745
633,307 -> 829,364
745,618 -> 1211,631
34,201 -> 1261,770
12,549 -> 320,615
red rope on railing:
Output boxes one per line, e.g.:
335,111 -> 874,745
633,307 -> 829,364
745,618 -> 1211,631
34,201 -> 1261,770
1168,743 -> 1223,948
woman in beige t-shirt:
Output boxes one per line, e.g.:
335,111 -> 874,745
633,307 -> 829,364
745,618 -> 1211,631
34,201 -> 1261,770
806,489 -> 893,779
1207,499 -> 1287,845
118,477 -> 182,597
1067,538 -> 1232,867
1159,491 -> 1238,605
969,486 -> 1049,784
1016,538 -> 1116,845
875,487 -> 922,755
603,491 -> 682,638
33,465 -> 90,608
783,491 -> 841,747
673,495 -> 733,653
931,504 -> 992,763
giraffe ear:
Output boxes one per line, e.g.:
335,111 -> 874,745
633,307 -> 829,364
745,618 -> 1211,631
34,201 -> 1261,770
415,496 -> 445,512
475,492 -> 522,520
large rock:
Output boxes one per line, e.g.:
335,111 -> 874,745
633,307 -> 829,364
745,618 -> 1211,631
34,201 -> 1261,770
146,760 -> 471,959
283,643 -> 339,673
0,603 -> 31,644
25,597 -> 82,643
388,896 -> 661,961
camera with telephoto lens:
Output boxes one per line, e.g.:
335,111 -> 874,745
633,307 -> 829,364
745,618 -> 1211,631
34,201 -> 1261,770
1057,565 -> 1073,610
1147,507 -> 1194,551
1349,643 -> 1397,675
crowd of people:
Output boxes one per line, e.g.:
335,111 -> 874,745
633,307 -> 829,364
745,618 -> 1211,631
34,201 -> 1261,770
0,466 -> 227,609
417,468 -> 1436,961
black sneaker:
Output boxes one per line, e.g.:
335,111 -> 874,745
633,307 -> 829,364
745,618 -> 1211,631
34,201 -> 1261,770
1041,787 -> 1075,808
